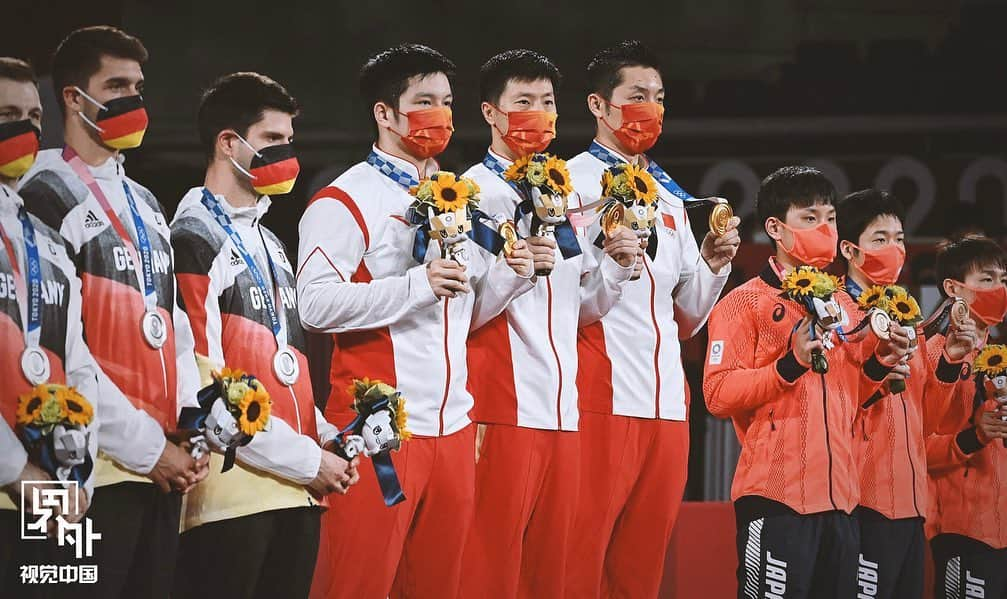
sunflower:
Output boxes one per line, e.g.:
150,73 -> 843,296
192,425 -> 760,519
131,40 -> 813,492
503,154 -> 531,183
623,163 -> 658,204
16,386 -> 47,425
237,383 -> 271,436
885,286 -> 922,324
975,344 -> 1007,376
430,172 -> 471,212
391,395 -> 412,441
57,387 -> 94,427
601,168 -> 615,197
543,155 -> 573,196
782,267 -> 819,298
857,285 -> 886,310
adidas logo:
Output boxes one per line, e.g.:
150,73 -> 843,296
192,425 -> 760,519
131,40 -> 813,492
229,249 -> 243,267
83,210 -> 104,229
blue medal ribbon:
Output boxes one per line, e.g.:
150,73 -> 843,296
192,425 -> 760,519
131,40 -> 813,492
120,183 -> 158,303
199,188 -> 282,340
334,396 -> 405,507
483,152 -> 581,259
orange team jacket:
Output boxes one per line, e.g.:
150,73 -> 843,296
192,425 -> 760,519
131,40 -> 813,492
926,332 -> 1007,549
704,265 -> 891,515
846,292 -> 965,521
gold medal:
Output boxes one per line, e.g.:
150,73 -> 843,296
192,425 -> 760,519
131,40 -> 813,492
602,203 -> 625,238
709,199 -> 733,237
499,220 -> 518,257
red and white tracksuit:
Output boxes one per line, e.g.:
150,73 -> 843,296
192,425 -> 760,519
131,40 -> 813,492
297,146 -> 534,599
462,150 -> 633,598
565,141 -> 730,598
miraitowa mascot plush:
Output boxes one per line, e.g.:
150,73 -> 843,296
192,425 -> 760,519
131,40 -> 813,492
178,368 -> 273,471
332,378 -> 411,506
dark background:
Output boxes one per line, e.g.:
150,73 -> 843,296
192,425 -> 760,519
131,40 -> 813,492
5,0 -> 1006,499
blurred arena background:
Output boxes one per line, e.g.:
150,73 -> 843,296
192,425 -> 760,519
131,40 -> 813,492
5,0 -> 1005,507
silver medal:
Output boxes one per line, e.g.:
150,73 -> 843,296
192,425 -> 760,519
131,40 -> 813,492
20,347 -> 51,385
141,311 -> 167,349
273,347 -> 299,386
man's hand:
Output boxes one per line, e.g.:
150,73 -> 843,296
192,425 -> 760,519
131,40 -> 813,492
526,236 -> 556,275
427,259 -> 470,299
975,408 -> 1007,445
307,450 -> 353,498
876,324 -> 912,367
475,423 -> 487,463
603,226 -> 644,269
506,239 -> 535,278
792,316 -> 824,367
4,463 -> 88,532
701,216 -> 742,274
945,316 -> 980,362
148,441 -> 199,494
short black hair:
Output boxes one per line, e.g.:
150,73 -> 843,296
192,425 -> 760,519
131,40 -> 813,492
756,165 -> 837,225
935,235 -> 1007,293
0,57 -> 37,85
197,72 -> 299,162
359,43 -> 455,111
836,189 -> 905,245
479,49 -> 561,105
586,40 -> 661,101
52,26 -> 148,115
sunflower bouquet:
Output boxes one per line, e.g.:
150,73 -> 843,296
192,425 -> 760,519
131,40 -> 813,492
332,378 -> 411,506
855,284 -> 924,393
178,367 -> 272,472
409,171 -> 481,265
973,344 -> 1007,446
780,266 -> 847,374
598,163 -> 659,239
504,153 -> 573,234
16,384 -> 94,483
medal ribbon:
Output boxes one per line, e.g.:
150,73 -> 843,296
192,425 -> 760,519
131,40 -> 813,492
199,188 -> 287,350
0,198 -> 43,353
62,147 -> 158,316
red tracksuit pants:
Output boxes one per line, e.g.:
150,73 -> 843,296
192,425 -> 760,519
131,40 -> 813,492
310,424 -> 476,599
565,413 -> 690,599
461,424 -> 580,598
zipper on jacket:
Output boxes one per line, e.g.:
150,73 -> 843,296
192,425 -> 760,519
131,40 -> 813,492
769,409 -> 776,431
820,373 -> 838,510
644,260 -> 662,418
438,298 -> 451,435
545,278 -> 563,429
899,393 -> 921,517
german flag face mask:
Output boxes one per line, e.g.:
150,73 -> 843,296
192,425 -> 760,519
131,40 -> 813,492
0,119 -> 41,178
75,87 -> 148,150
230,133 -> 300,197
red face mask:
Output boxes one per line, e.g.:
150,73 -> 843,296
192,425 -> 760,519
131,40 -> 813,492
391,106 -> 453,159
601,101 -> 663,155
852,243 -> 906,285
780,221 -> 838,269
958,282 -> 1007,326
493,108 -> 556,156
